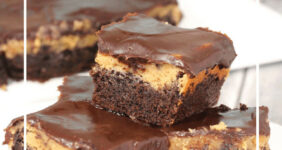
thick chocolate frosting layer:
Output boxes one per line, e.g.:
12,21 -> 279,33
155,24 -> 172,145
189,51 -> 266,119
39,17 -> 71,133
28,101 -> 169,150
0,0 -> 23,43
25,76 -> 269,150
98,14 -> 237,75
27,0 -> 176,37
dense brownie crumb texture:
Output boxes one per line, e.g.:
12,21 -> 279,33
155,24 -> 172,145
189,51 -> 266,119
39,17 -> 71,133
24,0 -> 182,81
0,0 -> 24,89
91,14 -> 237,126
4,76 -> 270,150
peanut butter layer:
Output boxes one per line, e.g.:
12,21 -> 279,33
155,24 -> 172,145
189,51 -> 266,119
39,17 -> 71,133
95,52 -> 229,94
27,33 -> 98,57
166,105 -> 270,150
4,76 -> 270,150
169,135 -> 269,150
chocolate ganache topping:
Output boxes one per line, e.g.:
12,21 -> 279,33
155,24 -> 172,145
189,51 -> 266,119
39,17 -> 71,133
58,75 -> 94,101
97,14 -> 237,75
28,101 -> 169,150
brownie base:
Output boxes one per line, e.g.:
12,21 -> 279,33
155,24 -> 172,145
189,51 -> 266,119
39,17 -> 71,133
5,55 -> 23,81
0,53 -> 8,87
175,72 -> 224,123
27,45 -> 97,81
91,65 -> 225,126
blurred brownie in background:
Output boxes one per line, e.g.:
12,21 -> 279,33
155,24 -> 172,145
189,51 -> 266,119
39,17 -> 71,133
26,0 -> 182,81
0,0 -> 23,83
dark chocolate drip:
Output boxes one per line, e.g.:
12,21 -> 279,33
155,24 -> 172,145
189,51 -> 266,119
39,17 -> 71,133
97,14 -> 237,75
0,0 -> 23,43
58,75 -> 94,101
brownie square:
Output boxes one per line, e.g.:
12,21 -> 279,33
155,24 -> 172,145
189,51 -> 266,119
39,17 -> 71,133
91,14 -> 237,126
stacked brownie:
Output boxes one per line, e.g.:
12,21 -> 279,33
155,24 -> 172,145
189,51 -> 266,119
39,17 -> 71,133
26,0 -> 182,81
91,14 -> 236,126
3,6 -> 271,150
4,75 -> 270,150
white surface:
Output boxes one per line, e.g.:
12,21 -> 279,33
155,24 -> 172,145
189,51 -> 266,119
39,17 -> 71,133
0,78 -> 62,150
269,122 -> 282,149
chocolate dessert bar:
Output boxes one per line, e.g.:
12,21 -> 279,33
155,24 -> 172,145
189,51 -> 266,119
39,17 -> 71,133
0,0 -> 24,81
4,76 -> 270,150
26,0 -> 182,81
91,14 -> 237,126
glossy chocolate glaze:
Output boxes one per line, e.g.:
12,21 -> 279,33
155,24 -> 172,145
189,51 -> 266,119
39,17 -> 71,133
27,0 -> 176,37
31,76 -> 169,150
58,75 -> 94,101
97,14 -> 237,75
0,0 -> 23,43
24,76 -> 269,149
28,101 -> 169,150
167,105 -> 270,136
